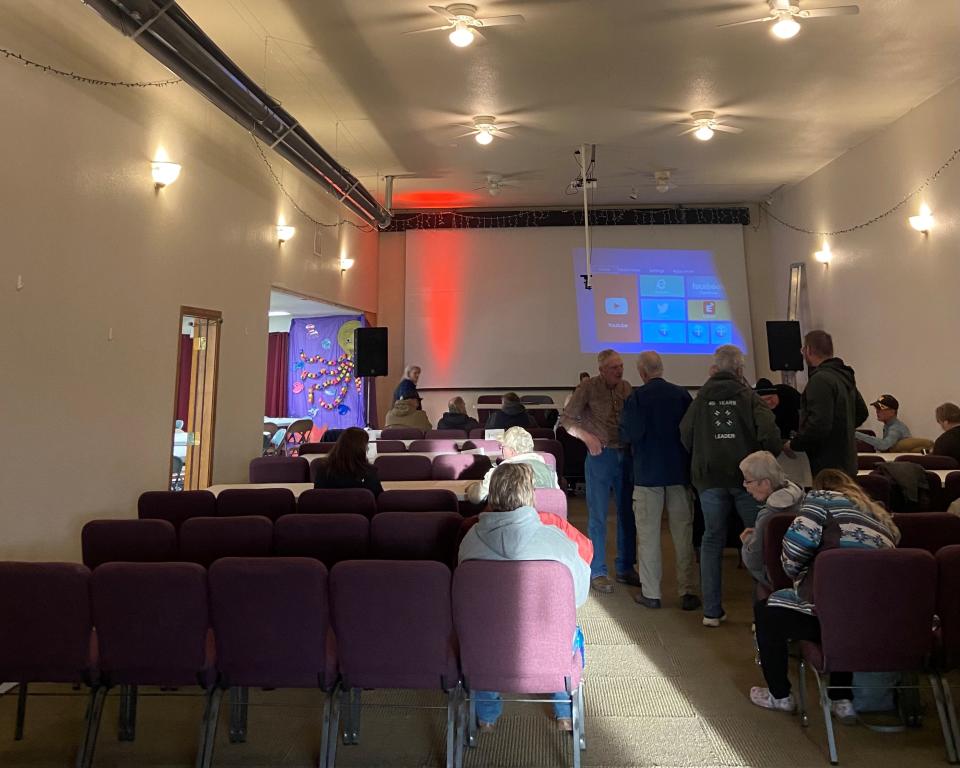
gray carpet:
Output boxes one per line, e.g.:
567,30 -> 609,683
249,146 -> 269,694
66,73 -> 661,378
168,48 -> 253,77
0,497 -> 953,766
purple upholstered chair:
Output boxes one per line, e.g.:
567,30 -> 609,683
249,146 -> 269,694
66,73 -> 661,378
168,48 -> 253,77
935,545 -> 960,744
895,454 -> 960,470
857,454 -> 885,470
371,512 -> 463,565
796,549 -> 953,764
534,452 -> 558,470
138,490 -> 216,530
90,563 -> 218,765
409,439 -> 460,453
249,456 -> 310,483
468,428 -> 488,439
274,514 -> 369,568
892,512 -> 960,554
452,560 -> 585,766
533,439 -> 565,477
855,473 -> 892,509
374,454 -> 433,481
0,563 -> 97,754
460,439 -> 501,454
179,516 -> 274,567
373,439 -> 407,453
377,489 -> 459,514
927,472 -> 946,511
216,487 -> 296,521
209,558 -> 335,758
946,471 -> 960,509
329,560 -> 459,767
760,513 -> 796,595
432,454 -> 493,481
533,488 -> 568,520
299,442 -> 334,455
81,519 -> 177,569
427,429 -> 468,439
528,427 -> 556,439
476,396 -> 502,428
298,488 -> 378,519
380,427 -> 424,440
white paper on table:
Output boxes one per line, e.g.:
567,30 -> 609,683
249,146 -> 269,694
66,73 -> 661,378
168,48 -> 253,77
484,429 -> 505,441
366,443 -> 378,461
778,450 -> 813,489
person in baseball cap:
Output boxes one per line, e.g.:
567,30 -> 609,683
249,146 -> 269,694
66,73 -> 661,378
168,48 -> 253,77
856,394 -> 911,451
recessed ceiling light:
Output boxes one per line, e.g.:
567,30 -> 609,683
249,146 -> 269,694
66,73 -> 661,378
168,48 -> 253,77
268,311 -> 291,317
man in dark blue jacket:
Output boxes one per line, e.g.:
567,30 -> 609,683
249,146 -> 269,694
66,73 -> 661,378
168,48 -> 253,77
620,351 -> 700,611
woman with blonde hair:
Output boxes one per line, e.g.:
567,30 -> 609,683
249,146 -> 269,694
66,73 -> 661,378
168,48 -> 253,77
749,468 -> 899,722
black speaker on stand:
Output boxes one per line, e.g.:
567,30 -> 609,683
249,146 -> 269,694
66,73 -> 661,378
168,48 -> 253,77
354,327 -> 388,428
766,321 -> 803,382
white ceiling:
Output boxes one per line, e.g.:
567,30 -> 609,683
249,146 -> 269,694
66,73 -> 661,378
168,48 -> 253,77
163,2 -> 960,208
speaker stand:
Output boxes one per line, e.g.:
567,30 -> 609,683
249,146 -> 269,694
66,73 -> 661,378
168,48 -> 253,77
363,377 -> 374,429
781,262 -> 806,390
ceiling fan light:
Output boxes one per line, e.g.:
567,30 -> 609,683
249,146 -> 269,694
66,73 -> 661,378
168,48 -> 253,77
771,16 -> 801,39
694,125 -> 714,141
475,129 -> 493,145
448,22 -> 475,47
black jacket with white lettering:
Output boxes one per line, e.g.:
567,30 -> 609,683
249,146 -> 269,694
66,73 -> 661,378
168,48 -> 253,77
679,371 -> 782,492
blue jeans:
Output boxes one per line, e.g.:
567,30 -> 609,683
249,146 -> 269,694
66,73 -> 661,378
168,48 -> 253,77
585,448 -> 636,578
698,487 -> 760,619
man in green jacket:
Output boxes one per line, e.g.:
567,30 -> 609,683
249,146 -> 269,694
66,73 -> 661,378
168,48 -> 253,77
784,330 -> 868,479
680,345 -> 781,627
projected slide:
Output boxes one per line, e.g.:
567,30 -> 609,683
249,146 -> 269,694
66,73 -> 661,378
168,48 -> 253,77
573,248 -> 747,354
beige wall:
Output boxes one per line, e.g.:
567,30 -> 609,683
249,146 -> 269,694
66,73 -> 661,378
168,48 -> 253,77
746,80 -> 960,438
376,232 -> 407,426
0,4 -> 378,560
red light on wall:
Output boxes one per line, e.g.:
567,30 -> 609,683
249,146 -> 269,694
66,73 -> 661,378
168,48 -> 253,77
393,190 -> 477,208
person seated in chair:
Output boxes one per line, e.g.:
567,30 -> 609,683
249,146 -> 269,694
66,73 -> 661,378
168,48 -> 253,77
313,427 -> 383,497
384,397 -> 432,431
933,402 -> 960,463
436,396 -> 480,433
749,469 -> 899,721
466,427 -> 559,504
485,392 -> 535,430
855,394 -> 911,451
458,462 -> 589,732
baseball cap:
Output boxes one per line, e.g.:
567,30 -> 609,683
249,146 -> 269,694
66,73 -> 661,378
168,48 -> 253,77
754,378 -> 778,396
871,394 -> 899,411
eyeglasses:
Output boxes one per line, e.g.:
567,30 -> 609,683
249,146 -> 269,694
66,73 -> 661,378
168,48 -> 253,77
743,479 -> 760,486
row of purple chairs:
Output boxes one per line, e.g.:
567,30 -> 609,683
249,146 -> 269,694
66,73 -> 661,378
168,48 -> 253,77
858,454 -> 960,471
356,426 -> 558,440
84,512 -> 464,570
138,488 -> 568,529
0,558 -> 584,768
856,470 -> 960,512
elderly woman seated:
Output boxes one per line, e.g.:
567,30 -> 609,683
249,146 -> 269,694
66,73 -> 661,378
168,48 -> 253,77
466,426 -> 560,505
749,469 -> 900,722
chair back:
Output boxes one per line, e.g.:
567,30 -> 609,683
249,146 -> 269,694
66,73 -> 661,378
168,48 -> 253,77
409,439 -> 459,453
926,472 -> 945,511
331,560 -> 458,690
461,439 -> 501,454
533,439 -> 564,476
371,512 -> 462,564
380,428 -> 424,440
298,487 -> 378,518
533,488 -> 567,520
378,489 -> 459,514
895,454 -> 960,470
812,549 -> 936,672
528,428 -> 556,439
216,487 -> 296,521
534,452 -> 557,470
82,519 -> 177,569
945,471 -> 960,508
179,516 -> 274,566
322,429 -> 344,443
453,560 -> 580,692
92,563 -> 212,687
427,429 -> 467,439
374,440 -> 408,453
432,454 -> 493,481
0,563 -> 94,684
280,418 -> 315,455
468,428 -> 487,439
274,514 -> 369,568
249,456 -> 310,483
209,557 -> 334,689
936,545 -> 960,669
892,513 -> 960,554
857,454 -> 884,470
763,513 -> 796,591
298,442 -> 334,455
374,454 -> 433,481
138,490 -> 216,530
855,473 -> 892,508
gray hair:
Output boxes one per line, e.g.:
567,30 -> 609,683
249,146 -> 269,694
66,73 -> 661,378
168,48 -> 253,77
713,345 -> 745,374
501,426 -> 534,454
637,350 -> 664,377
448,396 -> 467,415
739,451 -> 787,488
403,364 -> 421,378
597,349 -> 619,367
488,462 -> 535,512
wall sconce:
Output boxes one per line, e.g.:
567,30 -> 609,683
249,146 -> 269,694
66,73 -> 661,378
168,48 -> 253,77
340,256 -> 355,273
909,204 -> 934,234
814,242 -> 832,264
276,224 -> 296,243
151,161 -> 181,189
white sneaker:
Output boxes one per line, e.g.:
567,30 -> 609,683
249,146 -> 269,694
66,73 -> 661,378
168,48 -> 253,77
831,699 -> 857,724
702,613 -> 727,628
750,686 -> 796,712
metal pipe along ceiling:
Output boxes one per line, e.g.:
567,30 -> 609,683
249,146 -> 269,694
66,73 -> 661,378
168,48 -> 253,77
82,0 -> 392,230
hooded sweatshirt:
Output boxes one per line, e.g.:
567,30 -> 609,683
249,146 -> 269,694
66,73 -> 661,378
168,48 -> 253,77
384,398 -> 432,431
436,411 -> 480,433
466,453 -> 560,504
790,358 -> 868,478
458,505 -> 590,607
486,402 -> 535,430
740,481 -> 805,586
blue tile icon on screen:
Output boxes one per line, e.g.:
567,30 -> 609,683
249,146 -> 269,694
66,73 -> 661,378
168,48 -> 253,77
688,323 -> 711,345
605,297 -> 628,315
710,323 -> 733,345
640,298 -> 685,321
641,322 -> 686,344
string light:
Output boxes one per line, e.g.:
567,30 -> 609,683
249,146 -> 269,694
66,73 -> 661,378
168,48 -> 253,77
0,46 -> 181,88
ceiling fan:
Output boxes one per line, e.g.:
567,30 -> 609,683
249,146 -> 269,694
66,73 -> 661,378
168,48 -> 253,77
405,4 -> 525,47
473,170 -> 535,197
677,111 -> 742,141
455,115 -> 517,144
719,1 -> 859,39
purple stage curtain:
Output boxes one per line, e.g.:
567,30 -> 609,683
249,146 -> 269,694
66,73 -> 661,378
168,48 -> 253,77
265,332 -> 289,417
175,334 -> 192,425
287,316 -> 365,430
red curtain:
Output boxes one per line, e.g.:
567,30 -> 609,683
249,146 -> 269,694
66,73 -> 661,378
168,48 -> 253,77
265,332 -> 289,417
175,334 -> 193,425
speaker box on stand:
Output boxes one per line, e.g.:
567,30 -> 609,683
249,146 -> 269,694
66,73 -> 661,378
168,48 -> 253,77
766,320 -> 803,372
354,327 -> 388,429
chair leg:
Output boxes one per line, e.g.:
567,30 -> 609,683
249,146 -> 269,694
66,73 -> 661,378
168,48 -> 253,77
942,676 -> 960,764
75,686 -> 107,768
348,687 -> 362,745
467,695 -> 477,748
14,683 -> 27,740
228,687 -> 248,744
195,687 -> 223,768
338,687 -> 352,746
815,672 -> 839,765
118,684 -> 138,741
577,682 -> 587,752
568,682 -> 581,768
320,689 -> 335,768
453,694 -> 468,768
930,674 -> 958,764
797,659 -> 809,728
445,687 -> 458,768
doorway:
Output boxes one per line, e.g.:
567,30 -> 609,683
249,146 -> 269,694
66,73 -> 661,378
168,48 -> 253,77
171,307 -> 221,491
